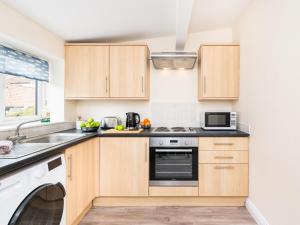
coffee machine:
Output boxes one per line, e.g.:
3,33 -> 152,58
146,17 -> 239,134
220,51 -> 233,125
126,112 -> 140,130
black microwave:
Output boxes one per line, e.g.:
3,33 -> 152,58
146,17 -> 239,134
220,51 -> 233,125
202,112 -> 237,130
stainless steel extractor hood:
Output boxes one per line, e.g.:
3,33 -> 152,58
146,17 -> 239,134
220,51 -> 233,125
151,52 -> 197,70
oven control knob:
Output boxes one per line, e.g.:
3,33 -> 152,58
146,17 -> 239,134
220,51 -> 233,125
184,141 -> 189,146
159,141 -> 163,146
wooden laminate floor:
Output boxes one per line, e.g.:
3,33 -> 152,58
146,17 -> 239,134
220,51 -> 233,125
79,206 -> 257,225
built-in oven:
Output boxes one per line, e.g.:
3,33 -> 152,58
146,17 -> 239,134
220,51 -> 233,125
149,137 -> 198,186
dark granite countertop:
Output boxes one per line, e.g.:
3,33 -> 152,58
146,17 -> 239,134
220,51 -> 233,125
98,127 -> 249,137
0,128 -> 249,177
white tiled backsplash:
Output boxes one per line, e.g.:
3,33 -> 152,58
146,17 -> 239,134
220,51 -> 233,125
150,102 -> 198,127
75,100 -> 233,128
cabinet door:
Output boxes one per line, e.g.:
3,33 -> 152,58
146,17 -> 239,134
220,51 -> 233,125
65,138 -> 99,225
109,46 -> 149,98
199,45 -> 239,99
100,137 -> 149,196
65,45 -> 109,98
198,164 -> 248,196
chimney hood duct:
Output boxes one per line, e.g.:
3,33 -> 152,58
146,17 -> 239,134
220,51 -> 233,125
151,52 -> 197,70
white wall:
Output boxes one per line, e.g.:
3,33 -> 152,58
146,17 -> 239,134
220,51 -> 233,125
0,1 -> 68,123
76,28 -> 234,126
233,0 -> 300,224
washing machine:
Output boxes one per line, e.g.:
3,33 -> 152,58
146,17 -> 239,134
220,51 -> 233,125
0,154 -> 66,225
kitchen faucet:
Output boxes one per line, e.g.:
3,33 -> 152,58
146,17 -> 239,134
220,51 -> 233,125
7,118 -> 42,143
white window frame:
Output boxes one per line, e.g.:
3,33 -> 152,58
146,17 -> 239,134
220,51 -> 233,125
0,74 -> 48,126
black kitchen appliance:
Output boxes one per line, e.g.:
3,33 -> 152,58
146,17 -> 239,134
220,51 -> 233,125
126,112 -> 140,129
150,137 -> 198,186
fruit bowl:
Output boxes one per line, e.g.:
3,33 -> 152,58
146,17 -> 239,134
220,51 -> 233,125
81,126 -> 99,132
141,124 -> 151,129
80,118 -> 100,132
140,118 -> 151,129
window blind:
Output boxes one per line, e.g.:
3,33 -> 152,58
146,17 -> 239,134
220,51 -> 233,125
0,44 -> 49,82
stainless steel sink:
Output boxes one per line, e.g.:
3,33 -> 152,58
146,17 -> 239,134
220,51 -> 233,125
0,133 -> 87,159
0,143 -> 56,159
22,133 -> 87,144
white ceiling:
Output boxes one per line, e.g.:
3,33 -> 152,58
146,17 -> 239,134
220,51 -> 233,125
3,0 -> 251,42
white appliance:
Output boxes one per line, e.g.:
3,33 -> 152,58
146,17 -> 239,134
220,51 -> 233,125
202,112 -> 237,130
0,154 -> 66,225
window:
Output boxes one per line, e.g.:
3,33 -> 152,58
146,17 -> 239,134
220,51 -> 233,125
0,74 -> 48,121
0,44 -> 49,123
5,75 -> 36,117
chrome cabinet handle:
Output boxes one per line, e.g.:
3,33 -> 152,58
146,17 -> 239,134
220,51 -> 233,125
204,76 -> 206,95
214,166 -> 234,170
105,76 -> 108,93
214,143 -> 234,146
145,142 -> 148,162
67,155 -> 72,180
214,156 -> 234,159
142,76 -> 144,93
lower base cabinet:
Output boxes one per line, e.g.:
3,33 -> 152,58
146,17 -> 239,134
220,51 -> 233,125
198,164 -> 248,196
64,136 -> 250,224
198,137 -> 249,197
65,138 -> 99,225
99,137 -> 149,196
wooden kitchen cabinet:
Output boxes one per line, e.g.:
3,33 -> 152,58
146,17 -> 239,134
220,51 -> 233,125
198,137 -> 249,197
65,45 -> 109,98
109,45 -> 149,99
99,137 -> 149,196
198,164 -> 248,196
65,44 -> 150,99
65,138 -> 99,225
198,44 -> 240,100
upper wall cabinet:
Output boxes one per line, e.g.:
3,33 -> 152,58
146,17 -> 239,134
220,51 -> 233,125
198,44 -> 240,100
110,45 -> 149,99
65,45 -> 109,98
64,44 -> 149,100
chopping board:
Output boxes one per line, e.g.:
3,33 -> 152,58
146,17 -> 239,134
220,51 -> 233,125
102,128 -> 144,134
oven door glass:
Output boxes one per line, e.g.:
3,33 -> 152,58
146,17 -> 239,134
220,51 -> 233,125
205,112 -> 230,127
150,148 -> 198,181
9,183 -> 65,225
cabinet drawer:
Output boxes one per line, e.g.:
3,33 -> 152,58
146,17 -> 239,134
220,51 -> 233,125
199,137 -> 248,151
149,187 -> 198,196
199,151 -> 248,163
199,164 -> 248,196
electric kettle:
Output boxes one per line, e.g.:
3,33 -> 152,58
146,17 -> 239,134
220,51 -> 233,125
126,112 -> 140,129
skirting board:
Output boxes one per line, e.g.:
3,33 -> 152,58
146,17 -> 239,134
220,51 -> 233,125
93,197 -> 246,207
246,198 -> 270,225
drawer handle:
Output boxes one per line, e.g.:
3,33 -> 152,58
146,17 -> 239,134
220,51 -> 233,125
214,156 -> 234,159
214,143 -> 234,146
214,166 -> 234,170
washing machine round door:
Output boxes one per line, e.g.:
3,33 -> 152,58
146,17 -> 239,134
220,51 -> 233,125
8,182 -> 65,225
